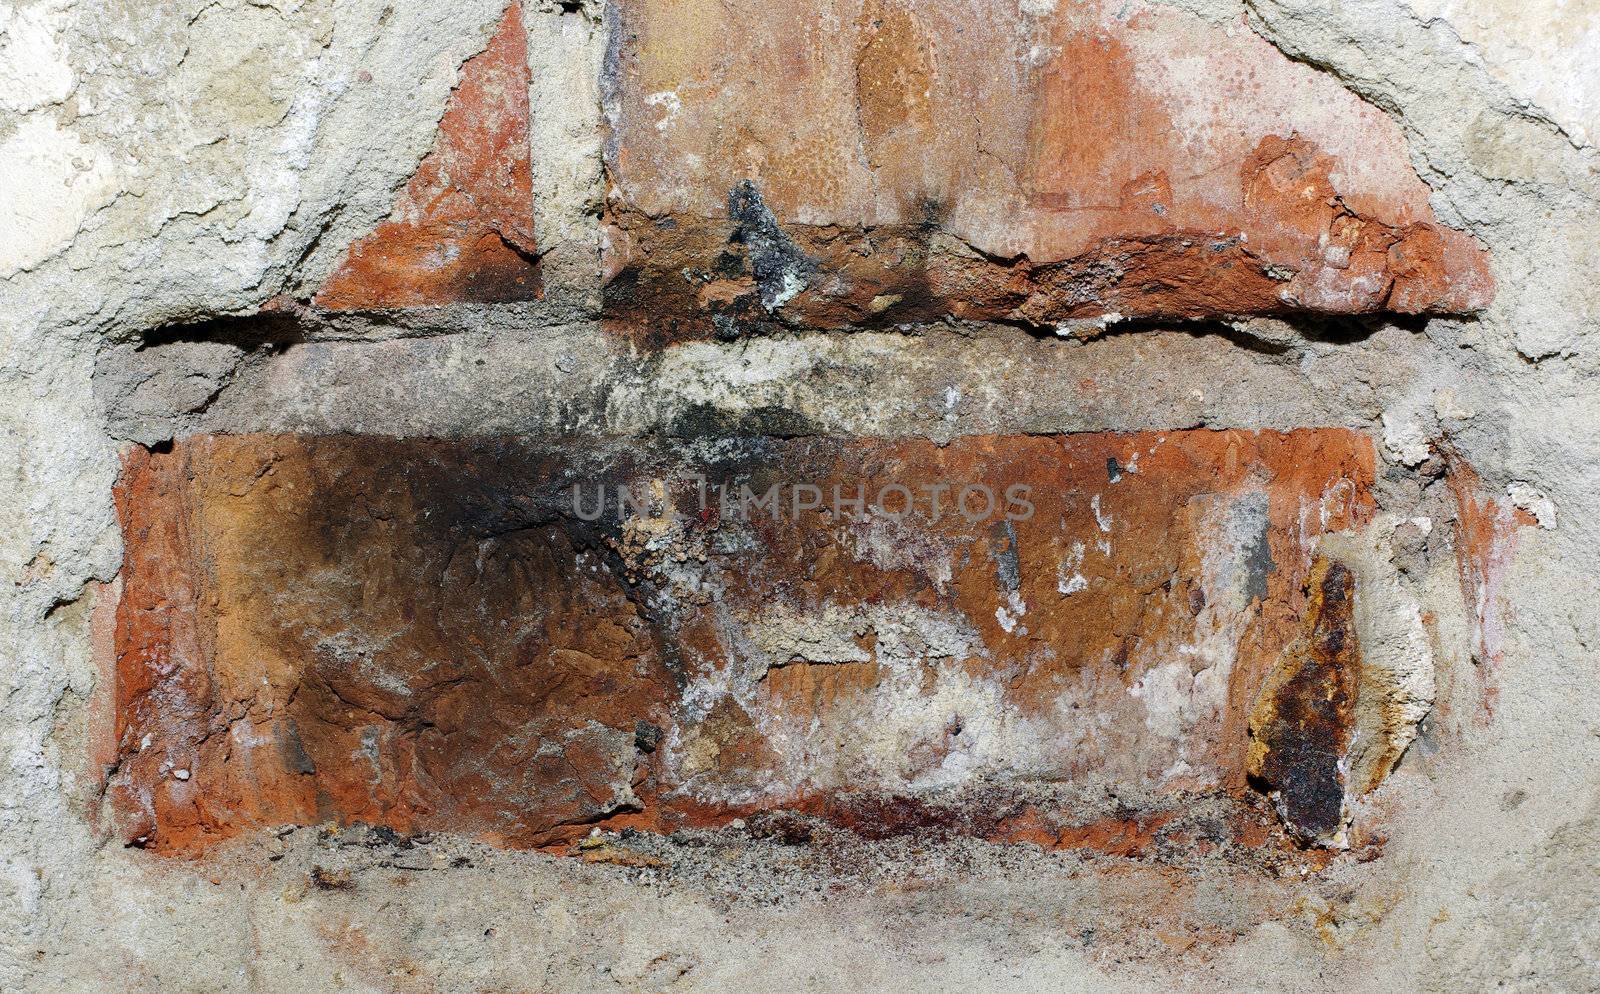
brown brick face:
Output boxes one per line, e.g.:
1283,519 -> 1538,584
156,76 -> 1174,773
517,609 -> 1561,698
107,429 -> 1375,854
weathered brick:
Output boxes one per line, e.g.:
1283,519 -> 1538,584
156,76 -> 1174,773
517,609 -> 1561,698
315,2 -> 539,308
107,429 -> 1383,854
602,0 -> 1492,337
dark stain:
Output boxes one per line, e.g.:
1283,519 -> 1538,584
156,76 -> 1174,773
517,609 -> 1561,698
277,718 -> 317,775
634,720 -> 663,753
820,792 -> 972,841
309,865 -> 355,891
914,196 -> 947,231
1247,557 -> 1359,845
447,229 -> 543,305
990,520 -> 1021,593
726,180 -> 819,312
1241,503 -> 1277,605
664,402 -> 820,440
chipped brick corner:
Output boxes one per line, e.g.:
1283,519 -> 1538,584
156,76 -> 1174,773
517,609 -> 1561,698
315,2 -> 540,309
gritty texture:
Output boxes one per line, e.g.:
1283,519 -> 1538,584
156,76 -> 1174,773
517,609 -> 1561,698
1246,556 -> 1361,847
315,2 -> 541,308
3,0 -> 1600,992
105,430 -> 1372,854
599,0 -> 1492,339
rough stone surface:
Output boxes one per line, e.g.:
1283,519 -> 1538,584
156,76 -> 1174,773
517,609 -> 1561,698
3,0 -> 1599,990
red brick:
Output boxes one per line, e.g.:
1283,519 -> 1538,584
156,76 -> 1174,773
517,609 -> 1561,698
602,0 -> 1492,338
106,430 -> 1382,854
315,2 -> 538,309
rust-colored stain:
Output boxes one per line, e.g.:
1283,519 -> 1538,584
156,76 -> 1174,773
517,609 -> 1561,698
105,430 -> 1377,854
315,2 -> 538,308
1444,456 -> 1535,716
1246,556 -> 1360,846
601,0 -> 1491,340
